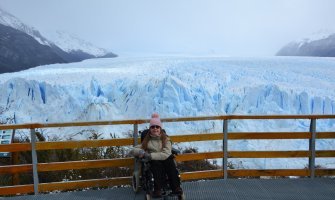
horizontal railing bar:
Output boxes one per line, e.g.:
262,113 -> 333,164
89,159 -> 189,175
35,138 -> 136,150
315,169 -> 335,176
317,132 -> 335,138
228,132 -> 311,139
225,115 -> 335,120
180,170 -> 223,180
1,115 -> 334,130
0,177 -> 132,195
180,168 -> 334,180
229,150 -> 335,158
172,131 -> 335,142
171,133 -> 223,142
2,151 -> 334,174
176,152 -> 223,161
0,184 -> 34,196
0,143 -> 31,152
0,164 -> 32,174
0,120 -> 145,130
176,150 -> 335,161
315,150 -> 335,157
228,151 -> 310,158
228,169 -> 335,177
38,158 -> 134,172
38,177 -> 132,192
164,115 -> 335,122
2,168 -> 334,196
228,169 -> 310,177
3,150 -> 334,175
170,132 -> 335,142
6,131 -> 333,152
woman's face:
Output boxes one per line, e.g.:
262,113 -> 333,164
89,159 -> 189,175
150,125 -> 161,137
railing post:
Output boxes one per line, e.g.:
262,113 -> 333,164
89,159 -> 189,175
133,124 -> 138,146
223,119 -> 228,180
133,124 -> 139,176
11,129 -> 20,185
30,129 -> 39,194
309,118 -> 316,179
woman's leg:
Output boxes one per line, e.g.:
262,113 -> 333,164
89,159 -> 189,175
150,160 -> 165,194
163,155 -> 181,192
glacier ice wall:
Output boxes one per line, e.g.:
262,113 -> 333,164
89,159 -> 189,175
0,56 -> 335,168
1,56 -> 335,131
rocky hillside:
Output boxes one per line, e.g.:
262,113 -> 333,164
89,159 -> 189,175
0,24 -> 67,73
0,7 -> 117,74
276,33 -> 335,57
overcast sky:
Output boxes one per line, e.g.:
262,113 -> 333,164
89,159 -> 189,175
1,0 -> 335,56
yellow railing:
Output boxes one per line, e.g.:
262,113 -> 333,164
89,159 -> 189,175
0,115 -> 335,196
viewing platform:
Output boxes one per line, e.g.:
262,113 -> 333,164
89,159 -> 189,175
3,178 -> 335,200
1,115 -> 335,199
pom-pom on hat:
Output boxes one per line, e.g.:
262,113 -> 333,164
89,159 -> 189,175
150,113 -> 162,128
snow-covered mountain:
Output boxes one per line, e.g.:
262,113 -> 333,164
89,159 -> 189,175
276,31 -> 335,57
0,7 -> 53,46
0,7 -> 117,73
0,7 -> 113,57
40,30 -> 109,57
0,56 -> 334,169
0,23 -> 68,73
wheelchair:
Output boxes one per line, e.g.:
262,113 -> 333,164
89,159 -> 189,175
132,129 -> 185,200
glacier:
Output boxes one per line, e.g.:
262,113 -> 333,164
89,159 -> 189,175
0,56 -> 334,169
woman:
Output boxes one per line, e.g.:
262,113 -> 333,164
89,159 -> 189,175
131,113 -> 183,198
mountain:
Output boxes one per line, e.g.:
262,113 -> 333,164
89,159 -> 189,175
1,56 -> 334,169
276,32 -> 335,57
40,30 -> 116,58
0,8 -> 52,46
0,23 -> 68,73
0,7 -> 117,73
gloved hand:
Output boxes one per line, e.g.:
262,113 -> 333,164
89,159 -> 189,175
143,152 -> 151,161
138,150 -> 151,161
138,150 -> 145,158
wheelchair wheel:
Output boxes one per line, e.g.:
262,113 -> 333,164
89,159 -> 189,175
145,193 -> 152,200
132,172 -> 140,193
178,193 -> 186,200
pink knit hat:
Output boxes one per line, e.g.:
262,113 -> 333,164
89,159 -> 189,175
149,113 -> 162,127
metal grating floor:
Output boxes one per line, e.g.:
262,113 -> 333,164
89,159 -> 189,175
2,178 -> 335,200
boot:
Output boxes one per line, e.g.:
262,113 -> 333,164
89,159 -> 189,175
172,187 -> 183,195
152,190 -> 162,198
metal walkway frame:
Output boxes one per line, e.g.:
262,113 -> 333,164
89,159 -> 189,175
3,178 -> 335,200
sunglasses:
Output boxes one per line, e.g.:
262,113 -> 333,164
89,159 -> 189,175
150,125 -> 161,129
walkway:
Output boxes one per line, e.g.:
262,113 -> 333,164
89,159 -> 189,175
2,178 -> 335,200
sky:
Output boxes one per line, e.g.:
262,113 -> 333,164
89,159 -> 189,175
0,0 -> 335,56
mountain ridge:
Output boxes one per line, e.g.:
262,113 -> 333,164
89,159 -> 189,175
276,33 -> 335,57
0,7 -> 117,73
0,23 -> 67,73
